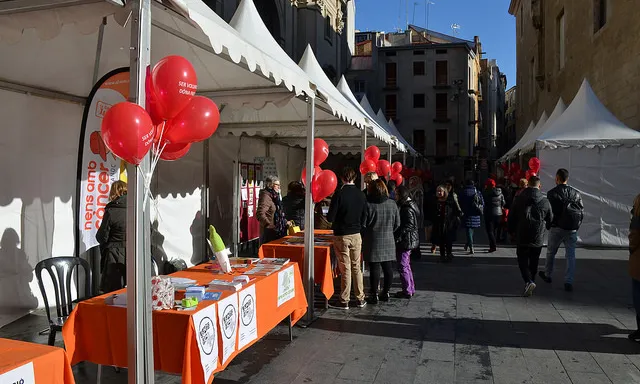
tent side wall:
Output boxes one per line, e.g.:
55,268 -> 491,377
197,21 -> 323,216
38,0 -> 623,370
539,145 -> 640,247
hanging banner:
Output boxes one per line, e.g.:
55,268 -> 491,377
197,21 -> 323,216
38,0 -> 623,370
75,68 -> 129,254
277,265 -> 295,307
192,303 -> 219,382
217,293 -> 239,364
238,284 -> 258,349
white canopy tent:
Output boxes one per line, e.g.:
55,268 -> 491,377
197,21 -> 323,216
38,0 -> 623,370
0,0 -> 327,379
518,98 -> 566,155
499,121 -> 535,162
536,79 -> 640,246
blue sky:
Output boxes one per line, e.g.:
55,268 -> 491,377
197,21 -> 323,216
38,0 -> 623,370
354,0 -> 516,88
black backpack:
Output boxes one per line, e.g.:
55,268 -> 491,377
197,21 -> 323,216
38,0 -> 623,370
472,191 -> 484,215
558,196 -> 583,230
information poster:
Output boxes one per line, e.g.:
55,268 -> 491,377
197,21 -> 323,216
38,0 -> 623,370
192,304 -> 219,382
277,265 -> 295,307
217,293 -> 239,364
238,285 -> 258,349
254,157 -> 276,181
0,362 -> 35,384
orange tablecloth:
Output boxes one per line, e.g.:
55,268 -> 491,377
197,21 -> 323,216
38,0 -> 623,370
259,235 -> 335,300
62,263 -> 307,384
0,338 -> 75,384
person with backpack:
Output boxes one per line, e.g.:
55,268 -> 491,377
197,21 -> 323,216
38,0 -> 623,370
483,179 -> 505,253
508,176 -> 553,297
459,180 -> 484,254
538,168 -> 584,292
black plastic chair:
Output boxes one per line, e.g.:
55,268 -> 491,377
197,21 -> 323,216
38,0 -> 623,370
35,257 -> 92,346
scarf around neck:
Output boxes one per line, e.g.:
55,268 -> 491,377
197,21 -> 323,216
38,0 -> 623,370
267,188 -> 287,237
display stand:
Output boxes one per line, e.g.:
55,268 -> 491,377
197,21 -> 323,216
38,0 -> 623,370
233,162 -> 263,257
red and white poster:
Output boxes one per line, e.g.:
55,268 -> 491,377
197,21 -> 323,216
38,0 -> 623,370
76,68 -> 129,253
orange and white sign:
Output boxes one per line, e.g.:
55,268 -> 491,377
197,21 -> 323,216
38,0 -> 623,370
77,69 -> 129,253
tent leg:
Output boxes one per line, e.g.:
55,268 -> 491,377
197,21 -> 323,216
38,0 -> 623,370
360,129 -> 367,274
126,0 -> 154,383
388,143 -> 393,179
203,138 -> 210,261
232,160 -> 240,257
402,151 -> 406,166
303,97 -> 316,324
92,17 -> 106,84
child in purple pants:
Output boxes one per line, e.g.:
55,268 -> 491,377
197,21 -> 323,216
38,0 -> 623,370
395,186 -> 419,298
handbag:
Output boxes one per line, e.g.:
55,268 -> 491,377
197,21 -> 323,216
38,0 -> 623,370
288,221 -> 301,236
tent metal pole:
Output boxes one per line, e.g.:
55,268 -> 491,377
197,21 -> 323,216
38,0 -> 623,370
0,79 -> 85,104
303,97 -> 316,324
402,151 -> 406,166
203,138 -> 210,261
126,0 -> 154,382
232,160 -> 240,257
92,17 -> 106,84
388,143 -> 393,179
360,129 -> 367,190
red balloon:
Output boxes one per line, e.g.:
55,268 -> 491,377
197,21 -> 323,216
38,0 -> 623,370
510,163 -> 521,172
164,96 -> 220,144
159,142 -> 191,161
312,170 -> 338,203
359,159 -> 377,175
364,146 -> 381,162
101,102 -> 155,166
145,66 -> 164,126
391,161 -> 403,174
391,173 -> 404,185
301,165 -> 322,186
151,55 -> 197,120
313,138 -> 330,166
376,160 -> 391,177
528,157 -> 541,172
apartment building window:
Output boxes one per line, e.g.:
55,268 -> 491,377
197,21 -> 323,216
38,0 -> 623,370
355,34 -> 368,43
413,94 -> 426,108
385,62 -> 397,87
436,129 -> 447,157
435,93 -> 448,120
354,80 -> 366,94
385,94 -> 397,120
413,130 -> 425,154
413,50 -> 425,55
594,0 -> 609,32
325,16 -> 332,42
557,10 -> 565,69
413,61 -> 426,76
530,57 -> 536,101
436,49 -> 447,54
385,51 -> 397,57
435,61 -> 448,86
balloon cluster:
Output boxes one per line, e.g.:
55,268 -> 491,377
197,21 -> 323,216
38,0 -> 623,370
101,55 -> 220,167
359,146 -> 404,185
301,139 -> 338,203
498,157 -> 541,185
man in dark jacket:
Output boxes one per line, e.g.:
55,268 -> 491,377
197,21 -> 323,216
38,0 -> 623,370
483,179 -> 505,252
539,168 -> 584,292
327,167 -> 367,309
508,176 -> 553,297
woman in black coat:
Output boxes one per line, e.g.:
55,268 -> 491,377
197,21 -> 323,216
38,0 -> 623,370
395,186 -> 419,298
282,181 -> 305,230
432,185 -> 462,263
96,181 -> 127,293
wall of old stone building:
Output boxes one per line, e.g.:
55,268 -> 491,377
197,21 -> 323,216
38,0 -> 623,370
512,0 -> 640,139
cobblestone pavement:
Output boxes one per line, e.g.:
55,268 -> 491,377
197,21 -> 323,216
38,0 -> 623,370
2,243 -> 639,383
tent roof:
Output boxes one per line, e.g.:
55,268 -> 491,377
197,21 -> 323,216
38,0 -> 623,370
537,79 -> 640,149
519,98 -> 566,154
359,95 -> 412,153
500,121 -> 535,161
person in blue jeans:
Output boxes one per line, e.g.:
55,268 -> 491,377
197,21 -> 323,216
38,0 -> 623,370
459,180 -> 484,254
539,168 -> 584,292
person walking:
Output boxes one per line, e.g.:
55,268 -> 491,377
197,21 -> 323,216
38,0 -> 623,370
515,178 -> 528,197
424,181 -> 438,254
408,176 -> 425,260
394,186 -> 419,298
257,176 -> 288,244
96,181 -> 128,293
628,194 -> 640,341
508,176 -> 553,297
361,179 -> 400,304
327,167 -> 368,309
282,181 -> 305,230
432,185 -> 461,262
539,168 -> 584,292
483,179 -> 505,253
459,180 -> 484,254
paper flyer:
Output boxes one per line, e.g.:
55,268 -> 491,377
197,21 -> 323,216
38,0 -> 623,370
0,361 -> 35,384
192,304 -> 219,382
277,265 -> 295,307
217,293 -> 239,364
238,284 -> 258,349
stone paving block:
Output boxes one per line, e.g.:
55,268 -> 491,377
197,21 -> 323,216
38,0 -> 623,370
414,360 -> 455,384
489,346 -> 526,367
373,361 -> 417,384
492,363 -> 534,384
566,371 -> 613,384
454,344 -> 493,383
420,341 -> 455,362
591,353 -> 640,384
555,350 -> 604,373
332,379 -> 370,384
336,360 -> 381,382
291,361 -> 343,384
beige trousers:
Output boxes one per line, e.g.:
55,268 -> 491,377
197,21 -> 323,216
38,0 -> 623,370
333,234 -> 365,304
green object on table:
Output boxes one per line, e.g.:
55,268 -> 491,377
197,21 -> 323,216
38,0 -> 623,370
181,297 -> 199,308
209,225 -> 226,253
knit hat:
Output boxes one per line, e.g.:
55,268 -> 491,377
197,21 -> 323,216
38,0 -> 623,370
485,179 -> 496,188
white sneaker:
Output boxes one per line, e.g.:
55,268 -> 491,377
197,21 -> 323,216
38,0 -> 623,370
523,282 -> 536,297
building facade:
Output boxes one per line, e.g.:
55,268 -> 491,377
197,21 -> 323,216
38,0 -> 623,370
208,0 -> 355,80
346,26 -> 482,165
500,86 -> 517,157
479,59 -> 507,160
509,0 -> 640,139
